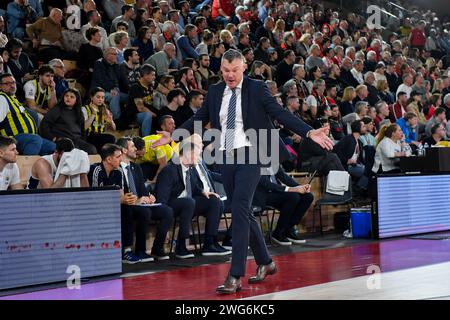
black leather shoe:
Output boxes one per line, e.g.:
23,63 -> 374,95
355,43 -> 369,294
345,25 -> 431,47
216,274 -> 242,294
248,262 -> 277,284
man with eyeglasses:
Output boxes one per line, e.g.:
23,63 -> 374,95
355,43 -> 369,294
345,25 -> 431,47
48,59 -> 69,101
0,73 -> 55,156
91,47 -> 128,121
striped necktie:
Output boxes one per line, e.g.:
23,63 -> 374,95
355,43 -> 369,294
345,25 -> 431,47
225,88 -> 237,152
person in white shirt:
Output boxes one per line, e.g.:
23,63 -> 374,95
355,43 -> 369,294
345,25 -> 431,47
396,73 -> 413,99
350,59 -> 364,85
372,123 -> 411,174
0,136 -> 22,191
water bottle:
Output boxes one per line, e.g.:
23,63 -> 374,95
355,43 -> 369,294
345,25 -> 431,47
417,143 -> 424,156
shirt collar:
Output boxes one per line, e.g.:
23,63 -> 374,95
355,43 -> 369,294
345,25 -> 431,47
226,77 -> 244,93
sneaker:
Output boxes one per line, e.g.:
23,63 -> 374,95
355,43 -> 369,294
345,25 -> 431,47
175,247 -> 195,259
122,251 -> 141,264
271,233 -> 292,246
137,252 -> 155,263
222,239 -> 232,251
285,228 -> 307,244
202,243 -> 232,256
152,250 -> 170,261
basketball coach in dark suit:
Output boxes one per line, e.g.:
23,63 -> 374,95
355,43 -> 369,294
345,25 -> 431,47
154,49 -> 333,294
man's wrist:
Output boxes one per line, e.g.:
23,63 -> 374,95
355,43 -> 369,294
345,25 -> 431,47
284,186 -> 290,192
306,129 -> 313,138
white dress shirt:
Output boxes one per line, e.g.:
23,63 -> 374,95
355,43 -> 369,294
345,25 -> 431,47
178,163 -> 192,198
120,162 -> 131,188
219,78 -> 252,151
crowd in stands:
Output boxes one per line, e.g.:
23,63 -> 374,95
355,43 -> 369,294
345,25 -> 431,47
1,0 -> 450,262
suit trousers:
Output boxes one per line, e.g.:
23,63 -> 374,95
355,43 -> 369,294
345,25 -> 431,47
168,197 -> 196,249
266,192 -> 314,236
148,204 -> 174,254
220,150 -> 272,277
120,205 -> 151,254
192,195 -> 222,244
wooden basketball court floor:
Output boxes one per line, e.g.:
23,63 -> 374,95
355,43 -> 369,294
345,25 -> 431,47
2,236 -> 450,300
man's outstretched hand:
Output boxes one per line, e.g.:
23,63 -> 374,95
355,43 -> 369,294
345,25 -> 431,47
152,131 -> 172,148
309,127 -> 334,150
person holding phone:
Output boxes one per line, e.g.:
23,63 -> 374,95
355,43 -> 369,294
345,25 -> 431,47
252,165 -> 314,246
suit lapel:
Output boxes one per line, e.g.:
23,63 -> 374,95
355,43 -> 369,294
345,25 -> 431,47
241,77 -> 249,130
214,82 -> 226,128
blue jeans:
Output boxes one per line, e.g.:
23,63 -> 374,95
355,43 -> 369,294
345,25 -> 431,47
14,133 -> 56,155
136,112 -> 153,137
105,92 -> 128,120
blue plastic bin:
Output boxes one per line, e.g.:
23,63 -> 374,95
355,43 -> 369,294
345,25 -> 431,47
350,208 -> 372,239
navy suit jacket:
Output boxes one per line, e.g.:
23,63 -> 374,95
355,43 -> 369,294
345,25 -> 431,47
252,167 -> 299,207
179,77 -> 313,163
155,162 -> 204,205
122,162 -> 148,197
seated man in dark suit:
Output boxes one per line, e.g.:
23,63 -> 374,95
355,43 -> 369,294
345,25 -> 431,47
156,142 -> 231,258
253,166 -> 314,246
116,137 -> 174,261
88,143 -> 152,264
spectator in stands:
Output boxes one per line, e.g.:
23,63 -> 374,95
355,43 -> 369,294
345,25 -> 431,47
354,84 -> 369,105
424,93 -> 442,120
7,0 -> 38,40
212,0 -> 234,27
116,136 -> 174,262
374,101 -> 390,130
177,24 -> 200,60
342,101 -> 368,134
196,54 -> 214,93
423,123 -> 446,146
339,57 -> 360,88
350,59 -> 364,85
385,62 -> 400,93
26,8 -> 64,63
5,38 -> 35,99
145,42 -> 176,77
0,73 -> 55,156
256,17 -> 276,48
40,88 -> 96,155
119,48 -> 141,89
77,27 -> 104,75
360,116 -> 377,148
0,136 -> 22,190
135,115 -> 176,181
132,26 -> 155,63
339,86 -> 356,117
48,59 -> 68,101
292,64 -> 309,100
0,48 -> 11,75
176,67 -> 195,96
0,16 -> 8,48
153,75 -> 175,112
90,47 -> 128,121
390,91 -> 409,122
396,112 -> 420,146
407,91 -> 427,126
110,31 -> 130,64
158,88 -> 186,127
80,9 -> 109,51
364,72 -> 380,107
396,73 -> 413,99
196,29 -> 214,56
124,64 -> 156,137
425,107 -> 446,138
82,87 -> 116,152
156,141 -> 230,258
23,64 -> 57,122
329,104 -> 345,141
28,137 -> 89,189
178,90 -> 204,125
305,79 -> 327,121
373,123 -> 411,174
111,4 -> 136,40
305,44 -> 324,72
275,50 -> 296,88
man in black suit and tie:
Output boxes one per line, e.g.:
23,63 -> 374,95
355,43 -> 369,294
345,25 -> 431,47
253,166 -> 314,246
154,49 -> 333,294
156,141 -> 231,258
116,137 -> 174,261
